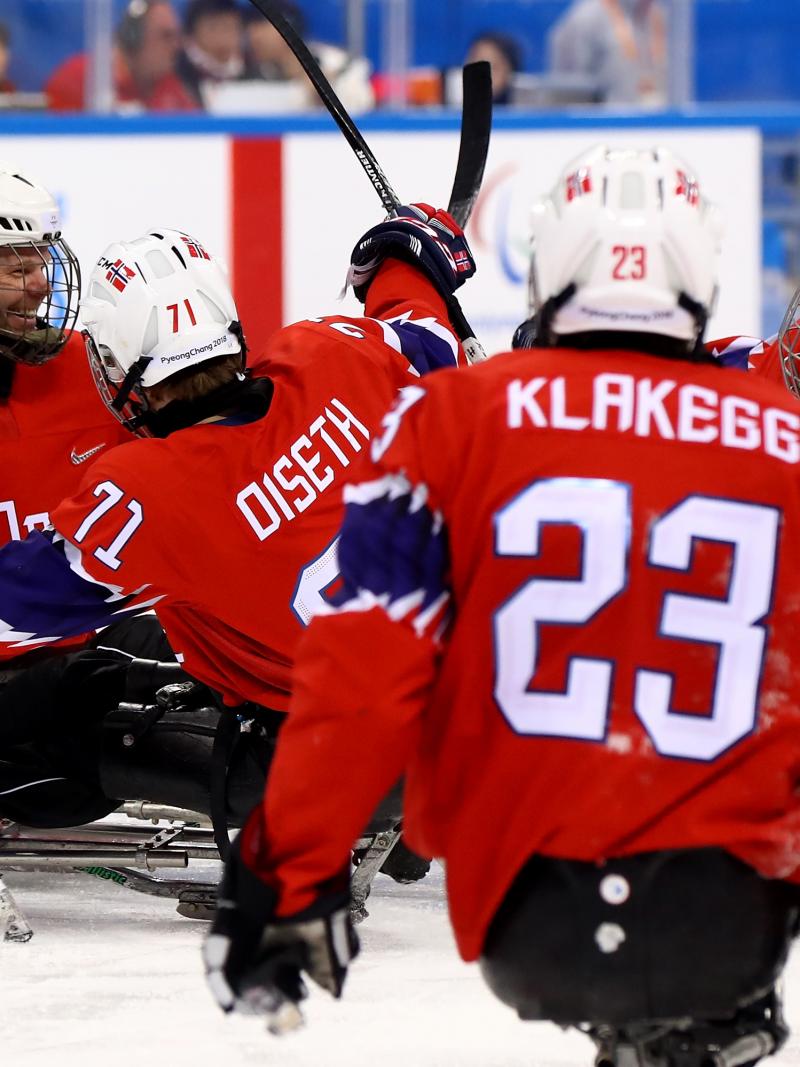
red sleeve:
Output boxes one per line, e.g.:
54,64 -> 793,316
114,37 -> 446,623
52,454 -> 163,602
365,257 -> 453,325
242,612 -> 436,914
241,386 -> 447,915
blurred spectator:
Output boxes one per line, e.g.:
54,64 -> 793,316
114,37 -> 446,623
176,0 -> 259,108
0,22 -> 15,95
244,0 -> 306,84
548,0 -> 667,107
244,1 -> 373,112
46,0 -> 198,112
465,32 -> 522,106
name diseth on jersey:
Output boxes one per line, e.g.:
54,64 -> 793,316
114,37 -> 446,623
237,398 -> 372,541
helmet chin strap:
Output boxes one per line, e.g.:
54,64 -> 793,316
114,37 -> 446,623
111,356 -> 153,415
511,315 -> 538,350
229,319 -> 248,364
512,283 -> 577,349
677,290 -> 709,343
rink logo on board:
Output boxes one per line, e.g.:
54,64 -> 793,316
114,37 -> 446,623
565,167 -> 592,201
105,258 -> 137,293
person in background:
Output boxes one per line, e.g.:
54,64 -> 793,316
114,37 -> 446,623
548,0 -> 667,106
176,0 -> 259,108
465,32 -> 522,106
244,0 -> 374,113
0,22 -> 15,96
244,0 -> 306,85
46,0 -> 197,112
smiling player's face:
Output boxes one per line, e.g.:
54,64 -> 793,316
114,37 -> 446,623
0,245 -> 51,337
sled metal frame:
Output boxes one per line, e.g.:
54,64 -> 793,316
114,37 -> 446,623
580,986 -> 788,1067
0,802 -> 400,935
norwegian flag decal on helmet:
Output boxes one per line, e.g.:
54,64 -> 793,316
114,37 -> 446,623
181,236 -> 210,260
106,259 -> 136,293
565,167 -> 592,202
675,170 -> 700,206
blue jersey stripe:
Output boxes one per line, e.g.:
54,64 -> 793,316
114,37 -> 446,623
385,315 -> 459,375
0,530 -> 157,646
320,473 -> 451,639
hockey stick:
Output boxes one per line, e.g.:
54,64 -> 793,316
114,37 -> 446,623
244,0 -> 488,363
246,0 -> 399,212
448,61 -> 493,229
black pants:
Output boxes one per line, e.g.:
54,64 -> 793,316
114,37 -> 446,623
0,616 -> 174,827
0,618 -> 406,837
480,848 -> 799,1026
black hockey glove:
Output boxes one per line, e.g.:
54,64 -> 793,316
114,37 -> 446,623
203,832 -> 359,1035
347,202 -> 476,303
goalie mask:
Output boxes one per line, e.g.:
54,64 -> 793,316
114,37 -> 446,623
520,145 -> 722,352
81,229 -> 246,436
0,165 -> 80,366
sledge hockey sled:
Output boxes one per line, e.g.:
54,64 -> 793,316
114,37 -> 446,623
0,658 -> 406,938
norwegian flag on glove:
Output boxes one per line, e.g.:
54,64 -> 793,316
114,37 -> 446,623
347,202 -> 477,304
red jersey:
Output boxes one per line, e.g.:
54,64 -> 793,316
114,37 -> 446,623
0,332 -> 127,544
0,332 -> 129,661
39,263 -> 459,706
249,343 -> 800,961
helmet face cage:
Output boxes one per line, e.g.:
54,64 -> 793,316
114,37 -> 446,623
778,286 -> 800,400
0,237 -> 81,365
85,331 -> 153,438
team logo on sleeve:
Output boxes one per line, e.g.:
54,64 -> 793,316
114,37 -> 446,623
105,259 -> 136,293
181,236 -> 210,260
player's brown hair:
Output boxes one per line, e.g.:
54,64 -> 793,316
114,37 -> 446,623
144,352 -> 242,408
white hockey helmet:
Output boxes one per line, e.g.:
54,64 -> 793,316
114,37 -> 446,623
523,145 -> 721,350
0,164 -> 80,365
82,229 -> 246,435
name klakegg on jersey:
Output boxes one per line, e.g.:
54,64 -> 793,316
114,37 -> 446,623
236,397 -> 370,540
507,373 -> 800,463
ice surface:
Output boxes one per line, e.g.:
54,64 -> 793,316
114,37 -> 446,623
2,863 -> 800,1067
